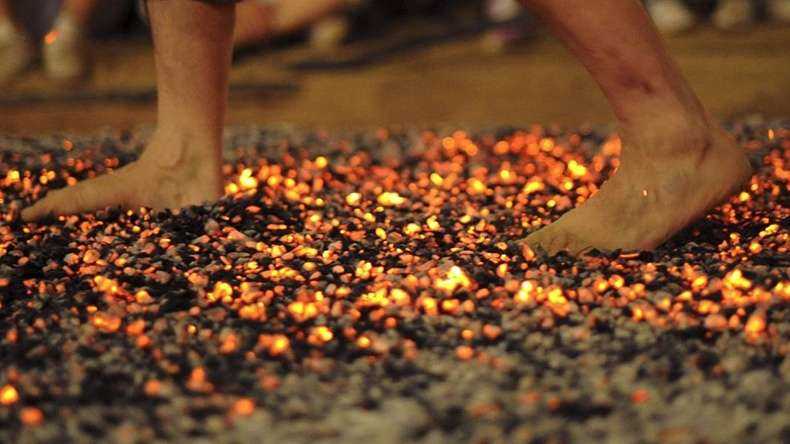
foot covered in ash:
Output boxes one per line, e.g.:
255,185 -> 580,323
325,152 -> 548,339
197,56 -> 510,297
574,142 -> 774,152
0,122 -> 788,442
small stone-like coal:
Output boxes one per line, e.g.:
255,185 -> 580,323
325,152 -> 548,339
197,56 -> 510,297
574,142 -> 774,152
0,122 -> 788,443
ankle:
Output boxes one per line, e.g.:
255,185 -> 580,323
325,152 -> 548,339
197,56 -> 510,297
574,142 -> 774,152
618,106 -> 713,160
142,129 -> 222,171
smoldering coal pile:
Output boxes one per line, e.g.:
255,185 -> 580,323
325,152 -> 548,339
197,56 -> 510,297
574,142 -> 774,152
0,123 -> 788,443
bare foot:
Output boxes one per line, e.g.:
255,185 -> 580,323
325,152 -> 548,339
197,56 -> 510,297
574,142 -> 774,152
523,124 -> 752,255
21,133 -> 223,221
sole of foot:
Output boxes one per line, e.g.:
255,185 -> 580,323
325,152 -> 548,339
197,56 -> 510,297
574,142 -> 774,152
522,127 -> 753,256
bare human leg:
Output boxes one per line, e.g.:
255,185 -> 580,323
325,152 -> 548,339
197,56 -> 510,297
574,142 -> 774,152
520,0 -> 752,255
22,0 -> 234,221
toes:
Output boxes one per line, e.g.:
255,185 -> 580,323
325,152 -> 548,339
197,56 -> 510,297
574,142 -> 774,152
21,174 -> 130,222
523,230 -> 544,253
524,225 -> 553,256
545,229 -> 573,256
523,223 -> 596,257
21,192 -> 57,222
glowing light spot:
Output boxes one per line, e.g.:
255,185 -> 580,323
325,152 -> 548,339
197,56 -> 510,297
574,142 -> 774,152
44,30 -> 59,45
547,287 -> 567,305
435,266 -> 472,294
1,385 -> 19,405
5,170 -> 20,184
426,216 -> 441,231
225,183 -> 239,194
499,169 -> 515,184
239,168 -> 259,190
359,288 -> 390,307
20,407 -> 44,426
567,160 -> 588,179
92,312 -> 122,333
691,275 -> 708,292
724,269 -> 752,290
220,333 -> 240,354
377,192 -> 406,207
270,339 -> 291,358
390,288 -> 411,305
315,156 -> 328,169
468,178 -> 487,195
346,192 -> 362,206
313,326 -> 334,343
231,398 -> 256,417
209,282 -> 233,303
744,313 -> 765,336
356,336 -> 371,349
355,261 -> 374,279
609,275 -> 625,289
187,367 -> 214,393
404,223 -> 421,236
456,345 -> 474,360
144,380 -> 162,397
631,389 -> 650,404
515,281 -> 536,303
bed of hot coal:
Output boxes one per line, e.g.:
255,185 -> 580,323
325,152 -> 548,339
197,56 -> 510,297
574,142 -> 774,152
0,123 -> 788,443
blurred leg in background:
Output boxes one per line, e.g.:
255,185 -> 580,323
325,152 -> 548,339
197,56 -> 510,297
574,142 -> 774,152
768,0 -> 790,22
481,0 -> 536,53
43,0 -> 99,81
645,0 -> 697,35
0,0 -> 36,83
712,0 -> 755,30
234,0 -> 351,50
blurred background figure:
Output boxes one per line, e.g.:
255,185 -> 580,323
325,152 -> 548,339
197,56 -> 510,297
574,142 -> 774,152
480,0 -> 536,53
0,0 -> 129,84
233,0 -> 357,50
647,0 -> 790,35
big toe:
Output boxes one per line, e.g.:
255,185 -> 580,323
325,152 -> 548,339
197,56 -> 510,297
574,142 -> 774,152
21,175 -> 131,221
524,225 -> 553,256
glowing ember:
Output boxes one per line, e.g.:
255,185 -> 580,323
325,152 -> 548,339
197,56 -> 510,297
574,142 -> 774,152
1,124 -> 786,441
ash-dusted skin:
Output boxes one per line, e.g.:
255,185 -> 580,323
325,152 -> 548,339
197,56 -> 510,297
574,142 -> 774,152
22,0 -> 752,256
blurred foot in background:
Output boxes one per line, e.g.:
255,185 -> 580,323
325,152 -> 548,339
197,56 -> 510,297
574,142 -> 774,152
767,0 -> 790,23
647,0 -> 790,34
645,0 -> 697,35
711,0 -> 754,30
234,0 -> 355,50
42,0 -> 97,82
0,0 -> 101,85
481,0 -> 536,53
